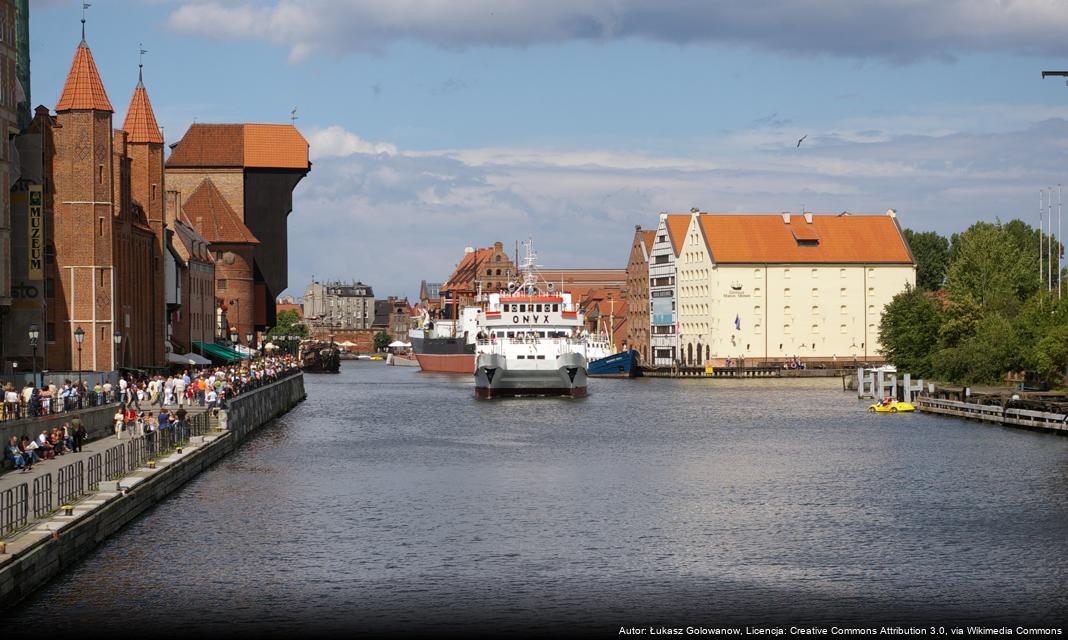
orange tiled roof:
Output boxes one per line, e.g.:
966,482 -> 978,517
121,81 -> 164,144
167,123 -> 309,170
442,247 -> 495,292
55,41 -> 113,112
183,179 -> 259,245
641,229 -> 655,254
276,303 -> 303,318
665,215 -> 690,257
697,213 -> 914,264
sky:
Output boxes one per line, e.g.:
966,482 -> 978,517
29,0 -> 1068,300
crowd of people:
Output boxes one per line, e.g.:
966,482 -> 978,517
4,354 -> 300,473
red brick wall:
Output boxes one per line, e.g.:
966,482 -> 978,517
214,243 -> 254,347
127,140 -> 166,365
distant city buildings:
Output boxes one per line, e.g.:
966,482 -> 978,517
303,280 -> 374,330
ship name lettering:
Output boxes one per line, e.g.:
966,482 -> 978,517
512,315 -> 551,324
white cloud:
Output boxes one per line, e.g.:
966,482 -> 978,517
307,125 -> 398,159
284,117 -> 1068,299
169,1 -> 1068,62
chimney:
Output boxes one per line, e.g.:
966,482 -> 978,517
804,212 -> 813,224
886,208 -> 897,219
781,212 -> 791,224
464,247 -> 475,254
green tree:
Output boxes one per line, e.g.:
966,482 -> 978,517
944,221 -> 1038,313
902,228 -> 950,291
878,284 -> 942,376
373,331 -> 392,352
932,313 -> 1020,384
267,310 -> 309,342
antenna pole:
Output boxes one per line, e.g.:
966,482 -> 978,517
1060,184 -> 1063,298
1050,188 -> 1054,292
1040,190 -> 1045,288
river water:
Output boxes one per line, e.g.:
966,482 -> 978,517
10,363 -> 1068,635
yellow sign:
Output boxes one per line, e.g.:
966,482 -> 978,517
28,185 -> 42,280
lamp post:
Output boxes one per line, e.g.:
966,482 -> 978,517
74,326 -> 85,388
113,329 -> 122,371
28,324 -> 39,389
246,331 -> 254,363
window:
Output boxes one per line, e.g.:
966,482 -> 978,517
811,268 -> 818,277
840,288 -> 847,297
784,305 -> 792,315
495,255 -> 501,262
784,323 -> 792,334
840,268 -> 847,278
811,305 -> 819,314
841,324 -> 848,334
46,323 -> 56,342
811,287 -> 819,296
840,305 -> 848,314
654,254 -> 669,264
784,269 -> 791,279
784,288 -> 791,297
218,279 -> 228,290
486,269 -> 492,276
811,323 -> 820,334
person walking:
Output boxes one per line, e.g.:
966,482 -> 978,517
113,408 -> 125,439
72,414 -> 86,452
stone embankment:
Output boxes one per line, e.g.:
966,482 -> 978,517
0,373 -> 306,610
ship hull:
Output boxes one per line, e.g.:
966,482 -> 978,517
587,349 -> 641,378
474,352 -> 588,399
415,353 -> 476,374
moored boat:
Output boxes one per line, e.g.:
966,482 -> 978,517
410,306 -> 480,374
587,349 -> 642,378
474,240 -> 588,399
299,340 -> 341,373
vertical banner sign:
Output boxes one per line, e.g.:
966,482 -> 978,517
28,185 -> 43,280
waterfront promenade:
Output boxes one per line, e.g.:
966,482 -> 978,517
0,372 -> 306,610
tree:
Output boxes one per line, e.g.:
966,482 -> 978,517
902,229 -> 950,291
878,284 -> 942,376
944,221 -> 1038,314
373,331 -> 392,352
267,310 -> 309,341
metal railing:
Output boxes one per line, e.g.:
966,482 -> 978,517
32,475 -> 53,519
87,453 -> 102,492
57,460 -> 85,506
104,443 -> 127,481
0,484 -> 28,535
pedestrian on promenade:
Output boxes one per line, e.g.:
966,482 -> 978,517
5,384 -> 18,420
72,414 -> 86,452
113,408 -> 124,439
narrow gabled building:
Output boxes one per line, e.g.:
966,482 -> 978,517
625,226 -> 655,363
648,213 -> 689,366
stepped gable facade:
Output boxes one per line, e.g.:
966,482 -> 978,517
165,123 -> 310,338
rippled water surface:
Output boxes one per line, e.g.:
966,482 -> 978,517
10,364 -> 1068,634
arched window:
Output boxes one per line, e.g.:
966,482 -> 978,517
687,343 -> 693,365
696,343 -> 702,364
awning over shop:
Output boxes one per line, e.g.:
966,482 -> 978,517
166,352 -> 213,366
193,341 -> 244,363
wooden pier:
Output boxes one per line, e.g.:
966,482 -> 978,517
915,396 -> 1068,435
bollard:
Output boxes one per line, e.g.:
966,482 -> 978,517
62,505 -> 74,516
0,541 -> 6,554
147,460 -> 157,469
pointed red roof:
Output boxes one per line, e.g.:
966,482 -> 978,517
122,81 -> 163,144
56,41 -> 113,112
183,179 -> 259,245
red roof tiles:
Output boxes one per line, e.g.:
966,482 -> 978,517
167,123 -> 309,170
55,41 -> 114,112
664,215 -> 690,257
697,213 -> 913,264
183,179 -> 259,245
122,82 -> 164,144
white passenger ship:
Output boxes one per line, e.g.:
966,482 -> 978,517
474,241 -> 588,399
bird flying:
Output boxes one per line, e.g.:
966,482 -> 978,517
796,135 -> 807,148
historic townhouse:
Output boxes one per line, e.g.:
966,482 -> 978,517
648,213 -> 689,366
624,226 -> 654,363
675,210 -> 915,366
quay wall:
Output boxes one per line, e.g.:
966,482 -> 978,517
0,373 -> 306,610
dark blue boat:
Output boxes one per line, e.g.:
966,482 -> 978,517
587,349 -> 641,378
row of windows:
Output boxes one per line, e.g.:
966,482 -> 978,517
491,330 -> 569,339
502,303 -> 560,313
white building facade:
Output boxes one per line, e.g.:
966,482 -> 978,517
303,281 -> 375,330
675,210 -> 916,365
648,214 -> 689,366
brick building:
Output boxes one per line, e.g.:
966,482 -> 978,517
625,227 -> 654,362
166,206 -> 216,354
35,35 -> 161,372
165,123 -> 310,346
440,242 -> 514,309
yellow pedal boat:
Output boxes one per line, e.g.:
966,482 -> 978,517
868,401 -> 915,413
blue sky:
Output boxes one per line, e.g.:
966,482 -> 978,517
30,1 -> 1068,299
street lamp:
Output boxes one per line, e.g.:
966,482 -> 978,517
113,329 -> 122,370
229,327 -> 238,344
74,326 -> 85,388
246,331 -> 255,363
28,324 -> 39,389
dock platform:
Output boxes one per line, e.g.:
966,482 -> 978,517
915,396 -> 1068,435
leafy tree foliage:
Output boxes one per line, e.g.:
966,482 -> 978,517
267,310 -> 309,341
881,219 -> 1067,385
902,229 -> 949,291
878,285 -> 942,376
373,331 -> 392,352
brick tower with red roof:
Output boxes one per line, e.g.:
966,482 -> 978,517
122,60 -> 167,366
46,31 -> 160,372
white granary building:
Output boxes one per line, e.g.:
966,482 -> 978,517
659,209 -> 915,366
